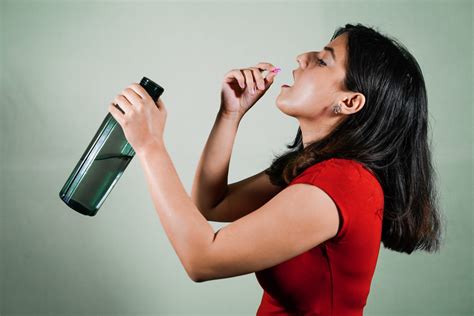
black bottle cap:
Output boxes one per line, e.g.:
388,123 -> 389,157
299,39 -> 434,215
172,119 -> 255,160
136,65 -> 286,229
140,77 -> 164,101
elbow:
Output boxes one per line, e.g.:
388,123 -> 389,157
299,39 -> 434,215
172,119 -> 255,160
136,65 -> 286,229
190,274 -> 207,283
185,231 -> 224,283
187,267 -> 209,283
182,257 -> 201,282
186,250 -> 220,283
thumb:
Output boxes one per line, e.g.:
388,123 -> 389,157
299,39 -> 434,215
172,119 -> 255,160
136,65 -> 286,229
264,68 -> 281,89
156,98 -> 167,113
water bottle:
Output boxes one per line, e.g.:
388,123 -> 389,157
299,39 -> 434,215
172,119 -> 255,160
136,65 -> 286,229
59,77 -> 164,216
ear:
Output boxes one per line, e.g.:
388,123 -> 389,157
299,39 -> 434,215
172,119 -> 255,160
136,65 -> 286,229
341,93 -> 365,114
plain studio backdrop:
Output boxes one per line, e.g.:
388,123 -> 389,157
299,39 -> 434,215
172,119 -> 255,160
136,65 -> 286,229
1,0 -> 472,315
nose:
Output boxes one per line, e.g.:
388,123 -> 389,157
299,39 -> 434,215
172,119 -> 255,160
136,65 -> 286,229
296,52 -> 309,68
296,53 -> 304,65
295,53 -> 307,80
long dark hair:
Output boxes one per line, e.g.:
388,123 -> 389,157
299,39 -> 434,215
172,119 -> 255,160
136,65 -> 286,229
265,23 -> 445,254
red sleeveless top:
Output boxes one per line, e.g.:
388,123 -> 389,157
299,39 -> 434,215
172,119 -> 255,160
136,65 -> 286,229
255,158 -> 384,316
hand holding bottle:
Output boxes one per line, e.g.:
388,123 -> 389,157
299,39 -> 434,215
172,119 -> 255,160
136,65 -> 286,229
108,83 -> 167,155
220,62 -> 281,119
60,77 -> 164,216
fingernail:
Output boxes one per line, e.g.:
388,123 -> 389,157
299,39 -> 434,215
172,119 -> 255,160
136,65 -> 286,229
271,67 -> 281,74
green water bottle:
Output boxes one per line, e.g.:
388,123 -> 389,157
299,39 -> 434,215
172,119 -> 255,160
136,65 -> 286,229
59,77 -> 164,216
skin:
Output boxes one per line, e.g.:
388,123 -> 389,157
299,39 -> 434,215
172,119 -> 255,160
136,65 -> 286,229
107,32 -> 365,282
276,32 -> 365,148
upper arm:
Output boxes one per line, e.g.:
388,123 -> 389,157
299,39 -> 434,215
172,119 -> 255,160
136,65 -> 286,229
205,168 -> 284,223
191,183 -> 340,282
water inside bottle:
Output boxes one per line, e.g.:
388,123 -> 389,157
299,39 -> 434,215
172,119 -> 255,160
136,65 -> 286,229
60,117 -> 135,216
68,153 -> 133,213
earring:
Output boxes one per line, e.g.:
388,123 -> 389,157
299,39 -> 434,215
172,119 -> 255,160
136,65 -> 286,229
332,104 -> 342,114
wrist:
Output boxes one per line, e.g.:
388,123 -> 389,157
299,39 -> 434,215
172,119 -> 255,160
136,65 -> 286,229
217,108 -> 244,122
136,140 -> 166,158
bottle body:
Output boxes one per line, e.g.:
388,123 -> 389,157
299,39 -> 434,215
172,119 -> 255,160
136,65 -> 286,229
59,77 -> 164,216
59,113 -> 134,216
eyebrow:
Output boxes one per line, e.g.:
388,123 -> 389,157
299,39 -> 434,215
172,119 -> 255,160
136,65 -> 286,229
324,46 -> 336,62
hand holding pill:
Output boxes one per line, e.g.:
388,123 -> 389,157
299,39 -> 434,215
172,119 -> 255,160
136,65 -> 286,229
220,62 -> 281,119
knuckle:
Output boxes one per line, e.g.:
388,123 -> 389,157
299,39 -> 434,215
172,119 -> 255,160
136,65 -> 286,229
227,69 -> 245,83
257,62 -> 272,68
228,69 -> 239,77
252,68 -> 263,77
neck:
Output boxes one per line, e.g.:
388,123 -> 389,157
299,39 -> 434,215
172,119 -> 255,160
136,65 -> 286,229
299,116 -> 336,149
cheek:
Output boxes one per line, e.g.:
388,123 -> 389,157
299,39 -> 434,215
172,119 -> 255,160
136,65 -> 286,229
276,81 -> 337,118
275,86 -> 319,117
288,79 -> 331,109
293,86 -> 318,108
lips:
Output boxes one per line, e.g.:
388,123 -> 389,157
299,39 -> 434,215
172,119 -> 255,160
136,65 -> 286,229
281,84 -> 291,88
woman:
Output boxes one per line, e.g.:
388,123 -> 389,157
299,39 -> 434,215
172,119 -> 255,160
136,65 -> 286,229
108,23 -> 444,315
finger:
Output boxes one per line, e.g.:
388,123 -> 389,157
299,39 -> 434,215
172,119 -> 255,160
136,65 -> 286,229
256,63 -> 278,77
113,94 -> 134,115
111,102 -> 125,115
265,70 -> 278,84
249,67 -> 266,90
122,88 -> 144,110
255,62 -> 276,71
108,103 -> 127,126
156,98 -> 166,113
242,69 -> 255,93
224,69 -> 245,89
256,62 -> 280,76
128,83 -> 151,101
265,68 -> 280,86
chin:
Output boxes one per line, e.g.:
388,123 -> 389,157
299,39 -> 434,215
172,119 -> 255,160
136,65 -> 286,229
275,96 -> 299,117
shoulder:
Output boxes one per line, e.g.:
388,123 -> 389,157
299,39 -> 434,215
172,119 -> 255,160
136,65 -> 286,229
293,158 -> 381,190
290,158 -> 384,210
289,158 -> 384,241
304,157 -> 367,172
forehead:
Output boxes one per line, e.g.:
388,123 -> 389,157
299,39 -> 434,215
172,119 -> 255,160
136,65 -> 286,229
326,32 -> 347,63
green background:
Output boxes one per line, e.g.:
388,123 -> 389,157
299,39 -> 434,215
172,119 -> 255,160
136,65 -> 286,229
1,0 -> 472,315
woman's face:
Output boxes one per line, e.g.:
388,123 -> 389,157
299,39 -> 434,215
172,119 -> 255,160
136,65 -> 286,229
275,32 -> 348,119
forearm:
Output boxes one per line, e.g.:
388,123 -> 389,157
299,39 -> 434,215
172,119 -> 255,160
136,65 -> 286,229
137,142 -> 214,278
191,109 -> 242,216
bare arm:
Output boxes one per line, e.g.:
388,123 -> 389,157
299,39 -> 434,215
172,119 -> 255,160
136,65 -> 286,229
191,109 -> 241,218
205,168 -> 284,222
192,62 -> 280,222
137,141 -> 339,283
191,110 -> 283,223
